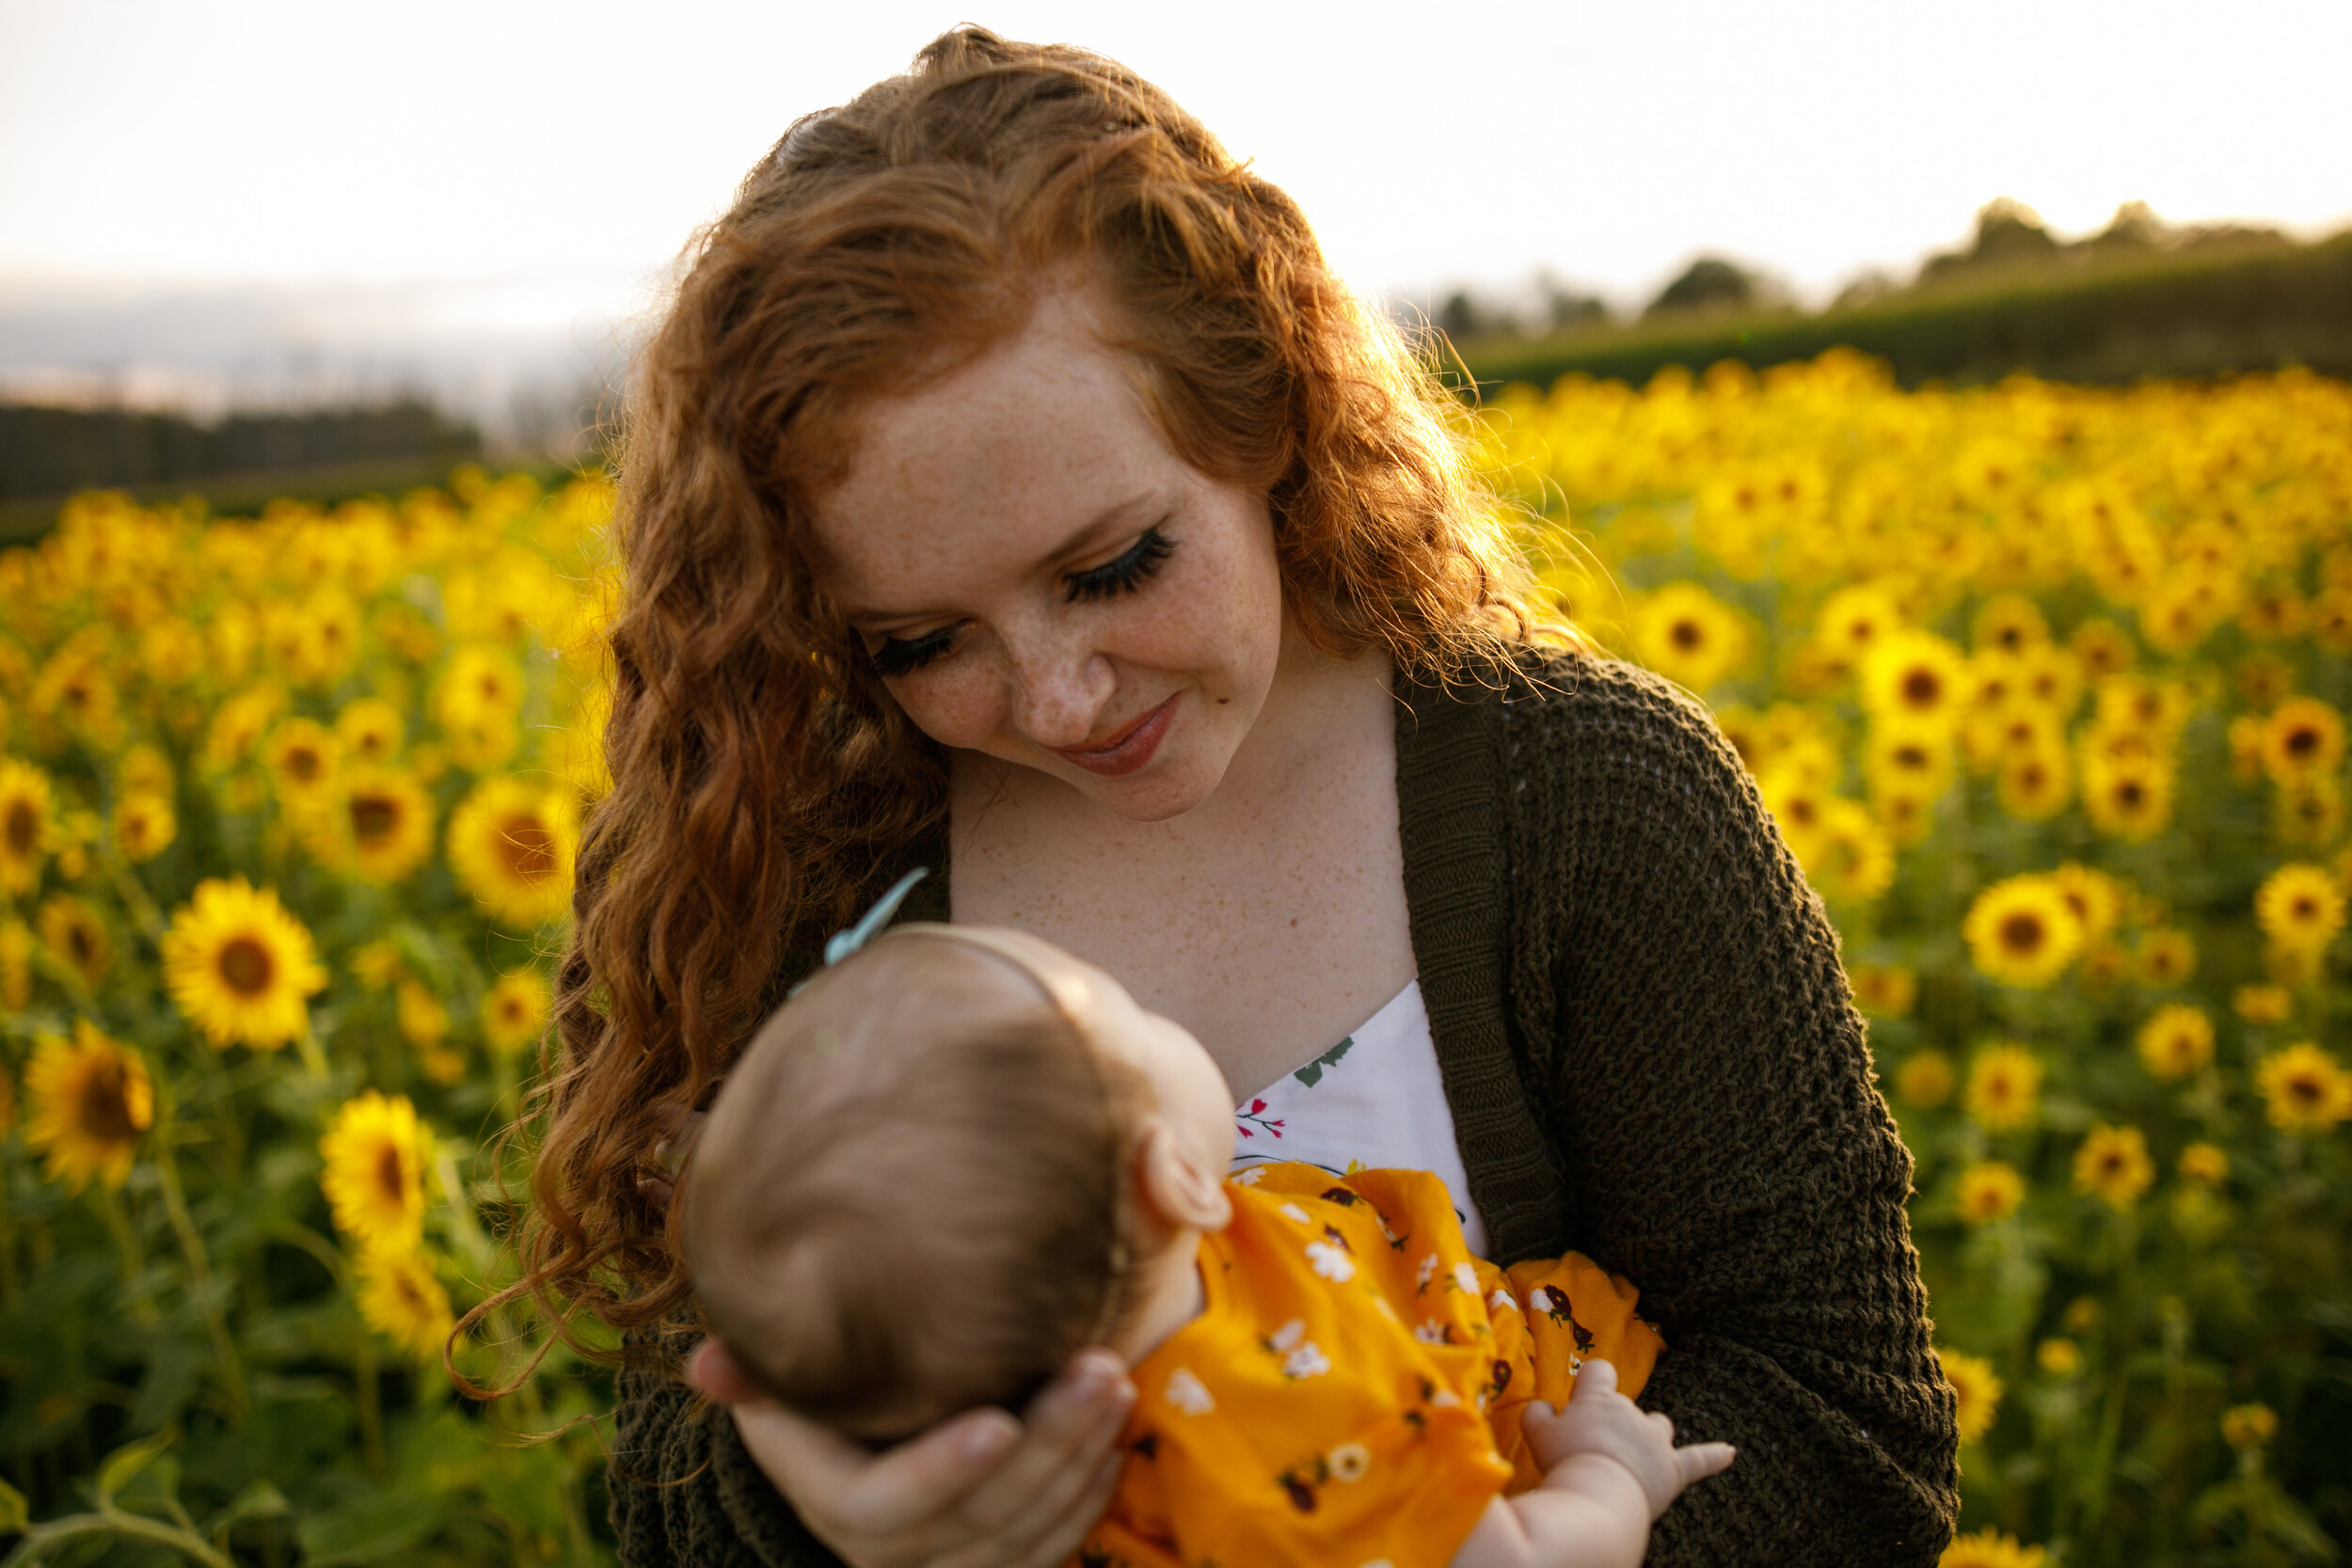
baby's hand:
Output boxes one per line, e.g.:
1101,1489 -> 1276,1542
1520,1360 -> 1735,1520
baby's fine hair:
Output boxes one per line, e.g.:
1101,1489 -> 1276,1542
682,927 -> 1146,1441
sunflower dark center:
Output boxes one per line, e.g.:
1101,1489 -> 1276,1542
286,747 -> 322,782
2118,781 -> 2146,807
80,1061 -> 138,1141
2288,1076 -> 2322,1105
375,1142 -> 406,1203
496,814 -> 557,882
6,800 -> 37,854
1669,619 -> 1704,652
2286,728 -> 2319,757
1998,912 -> 2046,954
350,794 -> 401,845
218,937 -> 274,995
1902,670 -> 1941,705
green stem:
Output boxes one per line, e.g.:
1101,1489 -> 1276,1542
0,1504 -> 237,1568
92,1185 -> 158,1328
354,1335 -> 384,1474
97,838 -> 168,944
294,1018 -> 328,1082
151,1140 -> 248,1419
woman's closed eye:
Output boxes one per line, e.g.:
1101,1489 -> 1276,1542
1064,525 -> 1173,603
868,625 -> 959,678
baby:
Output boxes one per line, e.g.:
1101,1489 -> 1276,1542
682,920 -> 1733,1568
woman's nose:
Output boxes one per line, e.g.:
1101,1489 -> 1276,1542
1002,629 -> 1115,748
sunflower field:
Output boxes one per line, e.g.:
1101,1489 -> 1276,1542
1487,352 -> 2352,1566
1,352 -> 2349,1568
0,469 -> 614,1563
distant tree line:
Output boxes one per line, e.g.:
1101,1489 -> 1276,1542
0,399 -> 481,502
1429,198 -> 2311,345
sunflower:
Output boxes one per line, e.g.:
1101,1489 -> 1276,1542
2235,650 -> 2296,712
308,766 -> 436,884
1938,1349 -> 2002,1445
1956,1162 -> 2023,1225
2228,714 -> 2265,784
117,743 -> 173,799
2221,1403 -> 2279,1452
318,1090 -> 429,1249
2240,581 -> 2308,641
447,778 -> 578,927
2047,863 -> 2123,942
1629,584 -> 1748,694
112,791 -> 176,863
1713,705 -> 1768,773
481,967 -> 550,1055
1815,583 -> 1900,661
1965,1042 -> 2043,1131
2233,984 -> 2293,1024
2261,696 -> 2344,785
1893,1051 -> 1954,1108
0,756 -> 55,895
1847,962 -> 1915,1018
434,645 -> 528,730
262,719 -> 341,806
1971,594 -> 2048,656
2135,1004 -> 2214,1082
2273,779 -> 2343,848
2068,617 -> 2135,679
0,919 -> 31,1009
2036,1338 -> 2080,1377
2254,863 -> 2345,953
334,697 -> 405,766
1937,1528 -> 2047,1568
355,1244 -> 454,1361
1814,800 -> 1894,903
36,894 -> 109,990
1995,746 -> 2071,822
2255,1042 -> 2352,1134
2081,751 -> 2173,842
394,976 -> 450,1053
2137,927 -> 2197,987
2178,1143 -> 2230,1185
1862,629 -> 1966,731
160,877 -> 327,1051
24,1019 -> 152,1192
1864,721 -> 1953,801
201,685 -> 284,774
2073,1123 -> 2154,1210
1870,782 -> 1935,847
1963,876 -> 2083,989
2015,643 -> 2083,716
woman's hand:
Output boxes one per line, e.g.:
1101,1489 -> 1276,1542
688,1337 -> 1135,1568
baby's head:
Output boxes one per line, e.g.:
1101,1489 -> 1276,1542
682,925 -> 1234,1444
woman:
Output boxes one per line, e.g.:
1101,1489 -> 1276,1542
531,26 -> 1958,1568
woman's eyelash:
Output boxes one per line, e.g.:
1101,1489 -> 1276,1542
868,626 -> 957,678
1064,527 -> 1173,604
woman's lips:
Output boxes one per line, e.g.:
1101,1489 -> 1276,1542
1052,693 -> 1180,777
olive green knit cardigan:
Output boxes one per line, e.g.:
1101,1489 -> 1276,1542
606,652 -> 1961,1566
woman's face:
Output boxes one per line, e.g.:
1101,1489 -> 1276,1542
805,286 -> 1286,823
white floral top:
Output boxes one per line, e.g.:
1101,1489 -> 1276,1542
1228,979 -> 1491,1256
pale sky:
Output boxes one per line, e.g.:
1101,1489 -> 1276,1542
3,0 -> 2348,419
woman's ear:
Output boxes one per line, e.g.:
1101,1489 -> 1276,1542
1134,1117 -> 1233,1234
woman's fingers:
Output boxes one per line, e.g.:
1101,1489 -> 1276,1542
822,1407 -> 1025,1541
957,1349 -> 1135,1536
942,1447 -> 1124,1568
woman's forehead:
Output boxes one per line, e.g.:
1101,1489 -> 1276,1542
807,298 -> 1179,602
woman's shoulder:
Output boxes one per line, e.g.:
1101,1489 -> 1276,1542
1458,643 -> 1752,801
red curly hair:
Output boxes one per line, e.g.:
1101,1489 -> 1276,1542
509,24 -> 1556,1351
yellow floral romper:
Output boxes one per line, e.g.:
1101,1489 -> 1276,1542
1074,1162 -> 1662,1568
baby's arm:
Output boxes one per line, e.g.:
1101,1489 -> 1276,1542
1450,1360 -> 1735,1568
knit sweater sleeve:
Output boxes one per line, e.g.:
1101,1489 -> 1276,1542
609,1348 -> 845,1568
1498,655 -> 1958,1566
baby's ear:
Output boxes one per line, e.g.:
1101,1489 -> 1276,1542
1135,1117 -> 1233,1233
